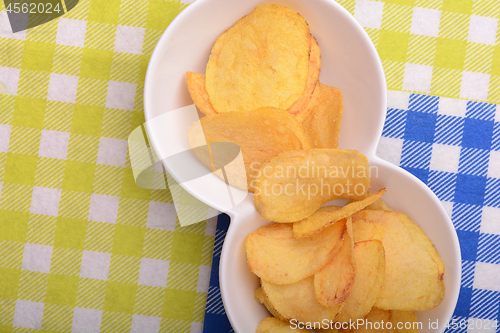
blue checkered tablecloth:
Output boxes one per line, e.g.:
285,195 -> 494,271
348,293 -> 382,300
203,90 -> 500,333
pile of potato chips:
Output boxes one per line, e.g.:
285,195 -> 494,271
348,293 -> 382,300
185,4 -> 445,332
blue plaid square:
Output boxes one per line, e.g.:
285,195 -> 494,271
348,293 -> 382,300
454,289 -> 473,317
381,108 -> 407,139
469,289 -> 500,320
444,316 -> 469,333
477,233 -> 500,265
484,177 -> 500,208
466,101 -> 496,121
451,203 -> 482,232
400,141 -> 432,169
434,115 -> 464,146
402,166 -> 429,183
427,170 -> 456,202
461,260 -> 476,288
457,148 -> 490,177
408,93 -> 439,113
492,122 -> 500,151
461,118 -> 494,150
404,111 -> 437,143
454,174 -> 487,206
456,230 -> 479,261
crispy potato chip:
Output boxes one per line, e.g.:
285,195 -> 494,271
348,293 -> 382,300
254,149 -> 370,222
287,36 -> 321,116
352,219 -> 385,243
257,317 -> 309,333
335,240 -> 385,324
262,276 -> 342,323
364,197 -> 391,211
300,83 -> 343,147
353,210 -> 445,311
255,287 -> 286,321
293,189 -> 386,238
246,221 -> 346,285
186,71 -> 217,116
354,308 -> 393,333
188,107 -> 310,191
314,231 -> 354,307
206,4 -> 311,113
390,310 -> 419,333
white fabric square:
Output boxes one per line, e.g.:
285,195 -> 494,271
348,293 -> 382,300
114,25 -> 146,55
12,300 -> 44,329
47,73 -> 78,103
56,18 -> 87,47
88,194 -> 119,224
354,0 -> 384,29
460,71 -> 490,101
403,63 -> 433,93
411,7 -> 441,37
473,262 -> 500,291
138,258 -> 169,287
468,15 -> 498,45
22,244 -> 52,273
105,81 -> 137,111
467,318 -> 498,333
72,307 -> 102,333
376,137 -> 404,166
196,264 -> 211,293
438,97 -> 467,117
0,11 -> 27,40
0,66 -> 21,95
387,90 -> 410,110
131,315 -> 161,333
146,201 -> 177,230
430,144 -> 461,173
80,251 -> 111,280
96,137 -> 128,167
191,322 -> 203,333
0,124 -> 11,152
481,206 -> 500,235
30,187 -> 61,217
488,150 -> 500,178
440,201 -> 453,217
38,130 -> 70,159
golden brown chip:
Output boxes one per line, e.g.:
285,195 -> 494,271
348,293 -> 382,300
335,240 -> 385,324
186,71 -> 217,116
354,308 -> 393,333
390,310 -> 419,333
293,189 -> 386,238
254,149 -> 370,222
352,219 -> 385,243
246,221 -> 346,285
257,317 -> 309,333
300,83 -> 343,147
262,276 -> 342,323
188,107 -> 310,191
364,197 -> 392,211
353,210 -> 445,311
206,4 -> 311,113
255,287 -> 286,321
287,36 -> 321,116
314,231 -> 354,307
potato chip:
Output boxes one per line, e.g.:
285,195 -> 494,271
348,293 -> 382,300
205,4 -> 311,113
246,221 -> 346,285
353,210 -> 445,311
287,36 -> 321,117
390,310 -> 419,333
300,83 -> 343,147
261,276 -> 342,323
257,317 -> 309,333
314,231 -> 354,307
354,308 -> 393,333
255,287 -> 286,321
188,107 -> 310,191
335,240 -> 385,324
364,197 -> 391,211
254,149 -> 370,222
186,71 -> 217,116
352,219 -> 385,243
293,189 -> 386,238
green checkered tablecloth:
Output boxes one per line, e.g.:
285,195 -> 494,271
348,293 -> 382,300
0,0 -> 499,332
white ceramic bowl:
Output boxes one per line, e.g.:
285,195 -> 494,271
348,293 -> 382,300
144,1 -> 461,332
